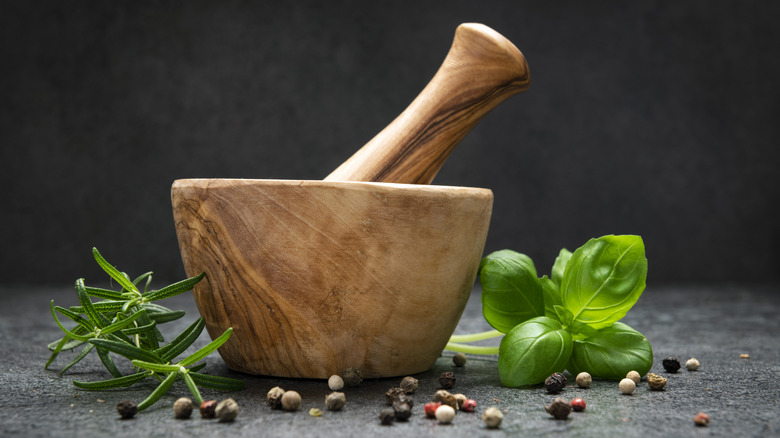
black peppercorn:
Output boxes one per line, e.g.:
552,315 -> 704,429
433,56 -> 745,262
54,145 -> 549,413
342,368 -> 363,387
379,407 -> 395,425
116,400 -> 138,420
663,356 -> 681,373
545,398 -> 572,420
439,371 -> 456,389
393,400 -> 412,421
385,387 -> 406,405
545,372 -> 567,394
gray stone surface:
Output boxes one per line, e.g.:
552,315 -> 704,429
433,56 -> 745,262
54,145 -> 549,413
1,284 -> 778,437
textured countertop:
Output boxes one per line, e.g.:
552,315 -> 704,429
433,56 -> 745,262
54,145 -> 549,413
2,283 -> 778,437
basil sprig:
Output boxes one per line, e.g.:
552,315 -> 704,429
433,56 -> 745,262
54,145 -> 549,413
447,234 -> 652,387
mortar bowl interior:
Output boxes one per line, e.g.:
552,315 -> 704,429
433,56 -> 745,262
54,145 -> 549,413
171,179 -> 493,378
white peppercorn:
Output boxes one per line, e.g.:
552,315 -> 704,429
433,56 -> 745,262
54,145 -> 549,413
325,391 -> 346,411
647,373 -> 668,391
173,397 -> 193,419
328,375 -> 345,391
216,398 -> 239,422
619,378 -> 636,394
435,404 -> 456,424
281,390 -> 302,411
482,406 -> 503,428
626,370 -> 641,384
267,386 -> 285,409
575,372 -> 592,388
686,358 -> 700,371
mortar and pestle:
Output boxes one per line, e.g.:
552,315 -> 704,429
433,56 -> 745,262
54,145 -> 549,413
171,23 -> 530,378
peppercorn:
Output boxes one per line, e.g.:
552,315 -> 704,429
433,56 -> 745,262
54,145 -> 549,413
392,399 -> 412,421
647,373 -> 668,391
575,372 -> 592,389
379,407 -> 395,425
439,371 -> 456,389
173,397 -> 193,419
325,391 -> 346,411
693,412 -> 710,426
281,390 -> 302,411
215,398 -> 239,422
619,378 -> 636,395
424,401 -> 441,418
453,393 -> 467,410
433,390 -> 458,409
453,352 -> 467,367
461,399 -> 477,412
482,406 -> 503,428
663,356 -> 681,373
200,400 -> 217,418
267,386 -> 285,409
545,372 -> 567,394
570,398 -> 586,412
400,376 -> 418,394
686,358 -> 700,371
626,370 -> 641,384
328,374 -> 345,391
342,368 -> 363,387
545,398 -> 572,419
385,387 -> 406,405
116,400 -> 138,420
435,404 -> 456,424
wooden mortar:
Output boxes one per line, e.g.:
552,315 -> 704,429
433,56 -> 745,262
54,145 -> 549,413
172,23 -> 529,378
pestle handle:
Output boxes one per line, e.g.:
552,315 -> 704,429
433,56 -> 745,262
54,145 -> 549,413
324,23 -> 530,184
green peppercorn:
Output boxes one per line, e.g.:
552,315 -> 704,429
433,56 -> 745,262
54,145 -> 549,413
453,352 -> 467,367
647,373 -> 668,391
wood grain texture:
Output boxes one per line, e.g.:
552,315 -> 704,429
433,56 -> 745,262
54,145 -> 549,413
324,23 -> 530,184
172,179 -> 493,378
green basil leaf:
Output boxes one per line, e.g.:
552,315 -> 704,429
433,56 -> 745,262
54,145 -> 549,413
567,322 -> 653,379
560,235 -> 648,330
497,316 -> 572,387
551,248 -> 572,287
479,250 -> 544,333
553,305 -> 573,327
539,275 -> 562,320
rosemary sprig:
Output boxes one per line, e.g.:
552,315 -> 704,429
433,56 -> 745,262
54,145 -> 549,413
47,248 -> 245,412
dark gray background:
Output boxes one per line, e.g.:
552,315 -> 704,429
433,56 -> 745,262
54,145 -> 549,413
2,1 -> 778,286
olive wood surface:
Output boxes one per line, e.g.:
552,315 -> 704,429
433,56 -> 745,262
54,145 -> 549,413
171,179 -> 493,378
324,23 -> 530,184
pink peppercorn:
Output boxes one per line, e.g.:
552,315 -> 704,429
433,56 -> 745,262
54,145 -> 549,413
461,399 -> 477,412
571,398 -> 586,412
424,402 -> 441,418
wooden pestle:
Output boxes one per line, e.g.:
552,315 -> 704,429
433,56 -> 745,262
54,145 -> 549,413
324,23 -> 530,184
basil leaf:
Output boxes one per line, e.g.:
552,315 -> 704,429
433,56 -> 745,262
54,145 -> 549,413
539,275 -> 562,320
479,250 -> 544,333
498,316 -> 572,387
560,235 -> 647,330
551,248 -> 572,287
567,322 -> 653,379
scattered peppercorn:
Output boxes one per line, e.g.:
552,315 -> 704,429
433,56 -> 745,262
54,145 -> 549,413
342,368 -> 363,387
267,386 -> 285,409
385,387 -> 406,405
619,378 -> 636,395
433,390 -> 458,409
570,397 -> 586,412
392,399 -> 412,421
173,397 -> 193,419
325,391 -> 346,411
545,398 -> 572,419
545,372 -> 567,394
453,393 -> 467,410
379,407 -> 395,425
400,376 -> 418,394
575,372 -> 592,389
281,390 -> 302,411
328,375 -> 344,391
626,370 -> 641,384
462,399 -> 477,412
435,404 -> 456,424
116,400 -> 137,420
686,358 -> 700,371
215,398 -> 239,422
309,408 -> 323,417
693,412 -> 710,426
647,373 -> 668,391
424,401 -> 441,418
482,406 -> 503,428
439,371 -> 456,389
453,352 -> 467,367
200,400 -> 217,419
663,356 -> 681,373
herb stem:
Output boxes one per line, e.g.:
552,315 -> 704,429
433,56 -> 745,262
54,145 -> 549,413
448,330 -> 503,343
444,342 -> 500,355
